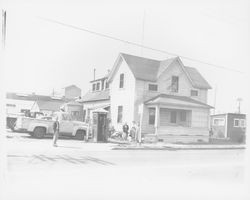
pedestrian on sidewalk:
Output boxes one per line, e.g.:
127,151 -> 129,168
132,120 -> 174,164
122,122 -> 129,140
52,115 -> 60,147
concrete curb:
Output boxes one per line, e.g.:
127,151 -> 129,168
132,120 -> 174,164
112,144 -> 246,150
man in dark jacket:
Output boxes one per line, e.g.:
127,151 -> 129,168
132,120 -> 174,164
52,116 -> 60,147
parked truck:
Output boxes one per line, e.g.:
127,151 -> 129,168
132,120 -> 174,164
14,112 -> 89,140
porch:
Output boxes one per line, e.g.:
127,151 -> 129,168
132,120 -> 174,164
143,94 -> 212,143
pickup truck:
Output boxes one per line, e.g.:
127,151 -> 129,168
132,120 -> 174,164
14,112 -> 89,140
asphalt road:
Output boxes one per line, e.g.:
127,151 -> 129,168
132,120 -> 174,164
3,130 -> 250,200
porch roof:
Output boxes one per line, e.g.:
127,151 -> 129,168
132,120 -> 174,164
144,94 -> 213,109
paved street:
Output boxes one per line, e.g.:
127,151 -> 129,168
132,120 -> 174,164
3,130 -> 250,200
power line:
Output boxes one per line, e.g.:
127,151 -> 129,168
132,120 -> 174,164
37,16 -> 245,74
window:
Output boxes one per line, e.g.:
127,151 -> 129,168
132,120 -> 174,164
117,106 -> 123,123
148,108 -> 156,125
92,83 -> 96,91
240,119 -> 246,127
234,119 -> 240,127
180,111 -> 186,122
191,90 -> 198,96
148,84 -> 158,91
96,82 -> 100,90
83,109 -> 86,122
6,104 -> 16,107
170,111 -> 177,123
234,118 -> 245,128
119,73 -> 124,88
106,82 -> 109,89
101,80 -> 105,90
213,118 -> 225,126
171,76 -> 179,92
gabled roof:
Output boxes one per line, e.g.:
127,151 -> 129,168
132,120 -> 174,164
80,89 -> 110,103
121,53 -> 160,82
108,53 -> 211,89
184,66 -> 212,89
145,94 -> 213,108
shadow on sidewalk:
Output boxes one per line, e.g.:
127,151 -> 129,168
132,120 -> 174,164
8,154 -> 115,165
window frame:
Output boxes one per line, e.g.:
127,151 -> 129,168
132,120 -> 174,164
213,118 -> 225,126
119,73 -> 124,88
171,76 -> 179,93
191,90 -> 198,96
234,118 -> 245,128
96,82 -> 100,91
117,106 -> 123,123
240,119 -> 246,127
92,83 -> 96,91
148,84 -> 158,91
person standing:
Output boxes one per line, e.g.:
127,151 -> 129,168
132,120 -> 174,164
122,122 -> 129,140
52,116 -> 60,147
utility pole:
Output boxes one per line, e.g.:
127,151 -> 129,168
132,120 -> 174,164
236,98 -> 242,114
93,68 -> 96,80
2,9 -> 6,50
141,10 -> 146,56
213,85 -> 217,115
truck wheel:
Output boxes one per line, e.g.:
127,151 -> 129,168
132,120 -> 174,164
34,127 -> 46,138
75,130 -> 85,140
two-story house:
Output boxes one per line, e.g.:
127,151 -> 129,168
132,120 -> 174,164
107,53 -> 213,143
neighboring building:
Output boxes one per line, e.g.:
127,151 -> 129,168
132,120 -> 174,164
64,85 -> 81,99
107,53 -> 213,143
6,92 -> 69,116
61,101 -> 84,121
30,99 -> 65,116
210,113 -> 246,143
79,75 -> 110,122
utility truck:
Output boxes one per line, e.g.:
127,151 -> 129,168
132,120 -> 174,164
14,112 -> 89,140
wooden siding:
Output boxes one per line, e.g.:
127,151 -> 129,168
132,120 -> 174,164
157,126 -> 209,136
110,59 -> 136,131
192,108 -> 209,128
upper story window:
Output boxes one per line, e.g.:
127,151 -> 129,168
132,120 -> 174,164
191,90 -> 198,96
148,84 -> 158,91
96,82 -> 100,90
92,83 -> 96,91
171,76 -> 179,93
119,73 -> 124,88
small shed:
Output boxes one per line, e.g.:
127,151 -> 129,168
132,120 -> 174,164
210,113 -> 246,143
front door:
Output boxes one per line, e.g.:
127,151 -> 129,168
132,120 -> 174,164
97,114 -> 106,142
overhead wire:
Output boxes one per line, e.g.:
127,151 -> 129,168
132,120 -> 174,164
37,16 -> 245,74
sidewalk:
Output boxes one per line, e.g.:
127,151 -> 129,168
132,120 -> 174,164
111,142 -> 246,150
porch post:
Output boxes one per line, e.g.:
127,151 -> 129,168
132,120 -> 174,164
155,104 -> 160,136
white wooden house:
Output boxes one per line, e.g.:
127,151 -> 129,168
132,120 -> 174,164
107,53 -> 213,143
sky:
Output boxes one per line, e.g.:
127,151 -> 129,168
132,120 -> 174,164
1,0 -> 250,114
